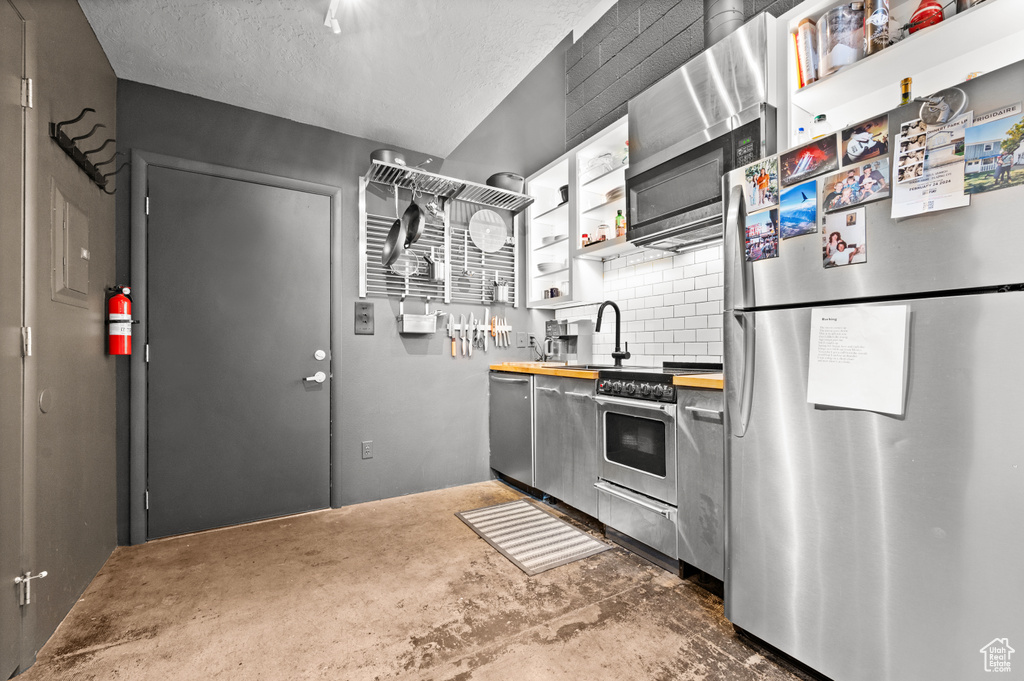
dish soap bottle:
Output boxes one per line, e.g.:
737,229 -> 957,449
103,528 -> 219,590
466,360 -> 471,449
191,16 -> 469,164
615,209 -> 626,237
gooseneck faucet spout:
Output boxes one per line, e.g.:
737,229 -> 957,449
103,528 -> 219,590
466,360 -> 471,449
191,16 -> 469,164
595,300 -> 630,367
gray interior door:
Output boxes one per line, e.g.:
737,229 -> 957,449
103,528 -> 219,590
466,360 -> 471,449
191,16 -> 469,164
146,166 -> 331,538
0,0 -> 25,674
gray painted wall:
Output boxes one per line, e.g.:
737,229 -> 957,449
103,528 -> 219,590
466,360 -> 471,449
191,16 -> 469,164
565,0 -> 801,149
114,30 -> 570,541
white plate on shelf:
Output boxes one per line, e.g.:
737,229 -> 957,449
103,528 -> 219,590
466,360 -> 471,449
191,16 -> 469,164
536,261 -> 565,274
541,235 -> 565,246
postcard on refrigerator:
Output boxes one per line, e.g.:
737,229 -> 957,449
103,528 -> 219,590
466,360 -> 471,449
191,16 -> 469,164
963,109 -> 1024,194
891,138 -> 970,219
822,208 -> 865,268
780,136 -> 839,187
841,115 -> 889,167
779,180 -> 818,239
807,304 -> 910,416
924,111 -> 972,169
742,157 -> 780,212
745,209 -> 779,262
821,159 -> 890,212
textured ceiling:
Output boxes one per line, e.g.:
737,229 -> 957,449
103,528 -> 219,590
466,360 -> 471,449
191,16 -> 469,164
78,0 -> 600,157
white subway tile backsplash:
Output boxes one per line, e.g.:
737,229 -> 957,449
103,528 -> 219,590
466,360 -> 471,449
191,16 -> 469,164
559,247 -> 727,365
673,278 -> 696,293
685,316 -> 708,329
683,263 -> 707,279
684,289 -> 708,304
696,328 -> 721,342
695,273 -> 719,290
695,301 -> 722,315
674,251 -> 696,267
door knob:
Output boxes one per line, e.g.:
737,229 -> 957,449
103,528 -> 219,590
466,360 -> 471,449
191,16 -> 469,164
304,371 -> 326,384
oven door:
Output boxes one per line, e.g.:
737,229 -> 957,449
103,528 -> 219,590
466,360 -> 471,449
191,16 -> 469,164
595,395 -> 676,504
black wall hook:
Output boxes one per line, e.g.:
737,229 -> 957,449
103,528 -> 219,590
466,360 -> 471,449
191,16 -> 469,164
50,108 -> 118,192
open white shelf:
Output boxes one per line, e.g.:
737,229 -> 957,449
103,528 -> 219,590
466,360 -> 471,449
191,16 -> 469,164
779,0 -> 1024,146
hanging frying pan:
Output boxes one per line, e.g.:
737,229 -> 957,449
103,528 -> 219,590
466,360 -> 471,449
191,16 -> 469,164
402,199 -> 426,247
469,209 -> 507,253
381,189 -> 406,268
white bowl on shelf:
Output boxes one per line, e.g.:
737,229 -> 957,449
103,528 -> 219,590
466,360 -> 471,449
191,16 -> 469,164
536,261 -> 564,274
540,235 -> 563,246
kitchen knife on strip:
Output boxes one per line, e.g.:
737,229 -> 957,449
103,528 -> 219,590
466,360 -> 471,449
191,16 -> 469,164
483,308 -> 489,351
469,315 -> 474,357
447,314 -> 455,357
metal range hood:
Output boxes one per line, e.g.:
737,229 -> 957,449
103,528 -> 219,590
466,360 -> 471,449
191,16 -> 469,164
625,11 -> 776,252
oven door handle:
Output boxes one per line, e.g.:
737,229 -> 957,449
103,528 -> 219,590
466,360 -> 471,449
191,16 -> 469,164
594,481 -> 676,520
593,394 -> 672,413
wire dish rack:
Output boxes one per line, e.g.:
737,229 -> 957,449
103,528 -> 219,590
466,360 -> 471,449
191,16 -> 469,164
365,160 -> 534,215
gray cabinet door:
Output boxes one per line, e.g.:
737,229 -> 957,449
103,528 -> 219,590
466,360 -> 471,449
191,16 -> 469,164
534,377 -> 572,503
565,386 -> 599,518
488,373 -> 533,486
146,166 -> 332,538
676,389 -> 724,580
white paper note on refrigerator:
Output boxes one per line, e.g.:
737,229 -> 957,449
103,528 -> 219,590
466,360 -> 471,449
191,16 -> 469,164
807,305 -> 909,415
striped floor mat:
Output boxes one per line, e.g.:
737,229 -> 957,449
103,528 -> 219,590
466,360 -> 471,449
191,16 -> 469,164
456,499 -> 611,576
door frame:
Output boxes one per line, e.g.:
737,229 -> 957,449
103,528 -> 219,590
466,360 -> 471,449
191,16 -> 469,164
129,151 -> 342,544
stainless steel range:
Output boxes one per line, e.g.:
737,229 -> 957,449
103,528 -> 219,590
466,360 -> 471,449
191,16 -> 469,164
594,362 -> 721,565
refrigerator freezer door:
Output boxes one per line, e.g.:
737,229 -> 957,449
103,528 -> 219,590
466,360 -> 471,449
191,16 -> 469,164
724,61 -> 1024,311
724,292 -> 1024,681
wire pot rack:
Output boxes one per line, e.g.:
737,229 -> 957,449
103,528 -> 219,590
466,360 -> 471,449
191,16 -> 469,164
365,160 -> 534,215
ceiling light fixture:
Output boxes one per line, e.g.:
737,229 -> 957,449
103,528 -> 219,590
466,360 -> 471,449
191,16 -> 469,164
324,0 -> 341,34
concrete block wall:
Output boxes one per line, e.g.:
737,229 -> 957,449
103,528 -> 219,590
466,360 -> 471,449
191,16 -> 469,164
566,0 -> 803,150
561,242 -> 724,365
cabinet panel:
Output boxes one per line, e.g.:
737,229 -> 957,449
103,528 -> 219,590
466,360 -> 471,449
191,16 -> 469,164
533,376 -> 598,517
676,389 -> 725,580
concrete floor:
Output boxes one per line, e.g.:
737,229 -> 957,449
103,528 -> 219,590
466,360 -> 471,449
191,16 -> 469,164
18,481 -> 813,681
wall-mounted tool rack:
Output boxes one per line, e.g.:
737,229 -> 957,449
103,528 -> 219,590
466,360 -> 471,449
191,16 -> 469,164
49,108 -> 126,194
359,162 -> 533,310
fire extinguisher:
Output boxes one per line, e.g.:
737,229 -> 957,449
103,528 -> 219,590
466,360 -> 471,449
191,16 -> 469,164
107,286 -> 134,355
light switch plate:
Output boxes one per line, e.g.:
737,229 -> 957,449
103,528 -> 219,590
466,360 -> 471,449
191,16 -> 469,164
355,302 -> 374,335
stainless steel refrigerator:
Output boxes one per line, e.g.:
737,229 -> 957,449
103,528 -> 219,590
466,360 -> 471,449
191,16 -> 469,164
723,62 -> 1024,681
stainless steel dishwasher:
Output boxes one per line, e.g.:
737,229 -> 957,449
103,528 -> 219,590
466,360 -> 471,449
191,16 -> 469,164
676,389 -> 725,580
488,371 -> 534,486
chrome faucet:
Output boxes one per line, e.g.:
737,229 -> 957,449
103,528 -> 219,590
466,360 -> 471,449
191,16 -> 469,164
595,300 -> 630,367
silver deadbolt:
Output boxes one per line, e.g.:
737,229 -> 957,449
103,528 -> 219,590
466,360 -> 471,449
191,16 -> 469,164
314,350 -> 326,361
304,371 -> 327,384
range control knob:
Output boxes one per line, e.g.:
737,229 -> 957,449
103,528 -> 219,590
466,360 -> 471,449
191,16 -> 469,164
612,381 -> 623,394
640,383 -> 651,397
652,385 -> 665,398
624,382 -> 636,395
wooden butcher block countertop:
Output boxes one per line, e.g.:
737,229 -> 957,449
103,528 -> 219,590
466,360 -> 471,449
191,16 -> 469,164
490,363 -> 724,390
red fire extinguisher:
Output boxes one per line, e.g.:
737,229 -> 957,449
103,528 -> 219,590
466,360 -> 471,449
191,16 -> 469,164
107,286 -> 133,355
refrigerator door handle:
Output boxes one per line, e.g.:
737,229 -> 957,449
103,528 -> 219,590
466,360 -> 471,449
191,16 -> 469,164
726,310 -> 755,438
725,181 -> 750,311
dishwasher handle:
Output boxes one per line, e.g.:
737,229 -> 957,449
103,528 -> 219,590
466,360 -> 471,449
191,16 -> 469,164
684,405 -> 723,418
490,375 -> 530,384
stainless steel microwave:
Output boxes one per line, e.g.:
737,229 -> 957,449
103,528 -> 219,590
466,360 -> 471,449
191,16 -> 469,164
625,111 -> 773,252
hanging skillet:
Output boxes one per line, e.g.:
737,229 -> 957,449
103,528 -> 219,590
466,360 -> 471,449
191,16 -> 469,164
381,188 -> 407,268
402,197 -> 426,247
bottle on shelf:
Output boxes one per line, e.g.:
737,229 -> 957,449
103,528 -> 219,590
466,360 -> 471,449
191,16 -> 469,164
811,114 -> 830,139
581,232 -> 589,248
795,127 -> 809,144
864,0 -> 889,56
615,210 -> 626,237
900,77 -> 912,105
